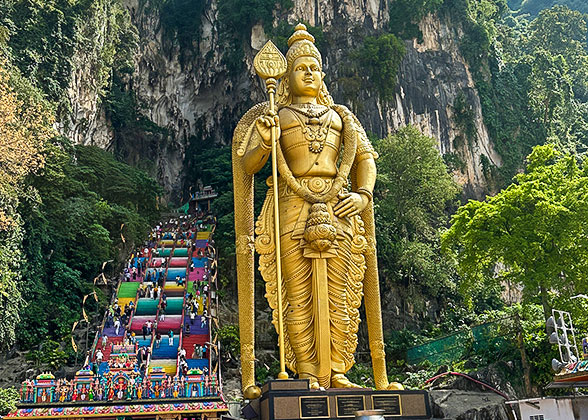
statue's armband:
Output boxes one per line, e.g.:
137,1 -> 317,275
355,134 -> 378,163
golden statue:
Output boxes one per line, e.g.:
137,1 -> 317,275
232,24 -> 402,398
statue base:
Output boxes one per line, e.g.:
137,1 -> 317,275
253,380 -> 431,420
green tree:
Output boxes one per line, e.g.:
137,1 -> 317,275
442,144 -> 588,318
518,0 -> 588,16
354,34 -> 406,101
375,126 -> 460,297
527,50 -> 574,141
0,387 -> 19,416
526,6 -> 588,100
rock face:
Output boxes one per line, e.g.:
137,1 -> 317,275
62,0 -> 116,150
392,14 -> 501,197
63,0 -> 500,199
430,390 -> 512,420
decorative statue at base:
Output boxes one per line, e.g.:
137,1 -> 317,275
233,23 -> 402,398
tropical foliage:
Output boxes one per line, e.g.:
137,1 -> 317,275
375,126 -> 460,299
0,60 -> 54,351
1,0 -> 588,399
516,0 -> 588,15
0,387 -> 19,415
0,27 -> 160,357
442,145 -> 588,317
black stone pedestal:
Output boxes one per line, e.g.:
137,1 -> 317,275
257,380 -> 431,420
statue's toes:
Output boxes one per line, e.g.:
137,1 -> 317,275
387,382 -> 404,391
243,385 -> 261,399
331,375 -> 363,389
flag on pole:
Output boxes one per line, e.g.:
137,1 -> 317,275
71,321 -> 79,352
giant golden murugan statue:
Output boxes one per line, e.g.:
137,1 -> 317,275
232,23 -> 401,399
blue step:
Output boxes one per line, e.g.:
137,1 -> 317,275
137,338 -> 152,347
152,335 -> 179,359
186,359 -> 208,370
191,257 -> 207,268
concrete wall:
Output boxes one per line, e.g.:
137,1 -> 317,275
517,398 -> 576,420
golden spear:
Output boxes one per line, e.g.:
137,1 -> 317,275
253,41 -> 289,381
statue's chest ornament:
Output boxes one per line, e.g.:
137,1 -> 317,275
286,106 -> 333,154
276,104 -> 358,205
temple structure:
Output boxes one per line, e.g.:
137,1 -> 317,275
8,215 -> 228,420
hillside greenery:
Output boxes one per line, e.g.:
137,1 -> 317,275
375,126 -> 460,300
0,0 -> 160,369
515,0 -> 588,15
18,140 -> 160,349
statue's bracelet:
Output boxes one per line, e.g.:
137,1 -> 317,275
357,187 -> 373,203
260,139 -> 272,151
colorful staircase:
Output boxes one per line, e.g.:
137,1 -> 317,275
89,216 -> 218,391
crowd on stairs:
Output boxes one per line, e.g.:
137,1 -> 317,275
19,213 -> 223,404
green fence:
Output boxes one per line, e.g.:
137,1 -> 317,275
406,317 -> 514,365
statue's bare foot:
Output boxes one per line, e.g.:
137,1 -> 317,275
331,374 -> 362,388
300,374 -> 320,390
387,382 -> 404,390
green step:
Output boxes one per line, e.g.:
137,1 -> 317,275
136,298 -> 158,315
118,282 -> 140,298
173,248 -> 188,257
158,248 -> 172,257
165,297 -> 184,315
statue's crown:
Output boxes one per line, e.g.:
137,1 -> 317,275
286,23 -> 322,69
288,23 -> 315,47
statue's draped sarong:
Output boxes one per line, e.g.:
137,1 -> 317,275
256,177 -> 367,387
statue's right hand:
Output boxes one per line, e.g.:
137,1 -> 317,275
255,111 -> 280,148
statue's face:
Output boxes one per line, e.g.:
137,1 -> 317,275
289,56 -> 322,98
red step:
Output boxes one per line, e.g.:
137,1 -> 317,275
95,336 -> 123,361
181,334 -> 208,355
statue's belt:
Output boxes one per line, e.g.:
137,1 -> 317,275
272,176 -> 337,198
263,176 -> 353,242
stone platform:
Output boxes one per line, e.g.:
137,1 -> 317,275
255,380 -> 431,420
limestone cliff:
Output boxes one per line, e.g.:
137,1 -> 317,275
63,0 -> 500,199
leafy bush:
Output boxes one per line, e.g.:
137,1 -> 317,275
0,387 -> 19,416
518,0 -> 588,15
255,359 -> 279,384
345,363 -> 375,388
217,324 -> 240,356
25,340 -> 68,370
389,0 -> 445,39
353,33 -> 406,101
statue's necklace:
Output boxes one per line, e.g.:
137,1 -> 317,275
286,105 -> 333,153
